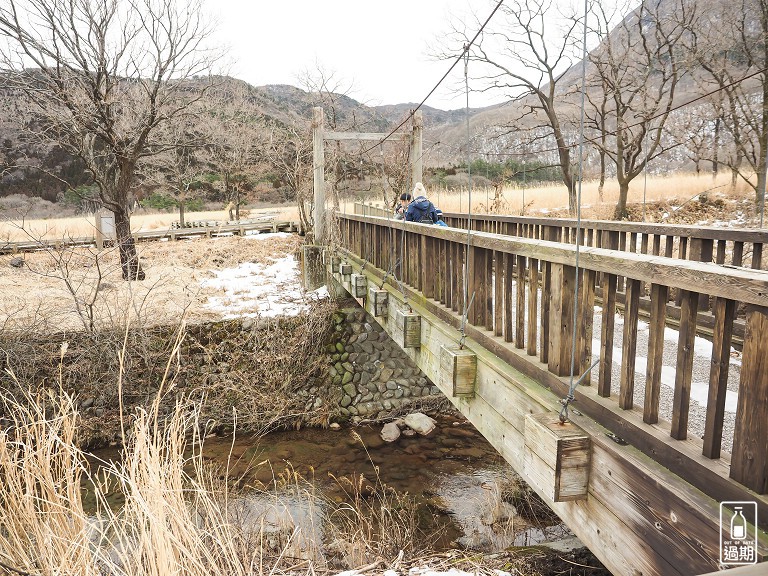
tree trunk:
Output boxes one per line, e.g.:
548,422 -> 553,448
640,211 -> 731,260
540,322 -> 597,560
614,180 -> 630,220
598,150 -> 606,202
114,208 -> 145,281
179,198 -> 186,227
712,117 -> 720,179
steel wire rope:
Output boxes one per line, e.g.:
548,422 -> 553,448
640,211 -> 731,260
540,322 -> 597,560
459,43 -> 476,348
358,0 -> 506,157
560,0 -> 600,423
465,64 -> 768,161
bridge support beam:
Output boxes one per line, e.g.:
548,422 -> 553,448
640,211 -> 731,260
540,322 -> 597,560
326,252 -> 745,576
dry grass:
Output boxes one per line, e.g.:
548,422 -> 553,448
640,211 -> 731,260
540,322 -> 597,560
347,172 -> 757,220
0,233 -> 304,333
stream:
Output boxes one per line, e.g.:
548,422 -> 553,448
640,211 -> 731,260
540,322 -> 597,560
88,412 -> 574,554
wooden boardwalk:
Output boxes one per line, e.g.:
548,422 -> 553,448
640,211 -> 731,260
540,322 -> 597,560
0,220 -> 297,255
330,210 -> 768,576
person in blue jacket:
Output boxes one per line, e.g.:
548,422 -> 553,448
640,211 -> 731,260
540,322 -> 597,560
404,182 -> 440,224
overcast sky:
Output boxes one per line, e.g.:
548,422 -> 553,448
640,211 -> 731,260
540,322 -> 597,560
211,0 -> 507,111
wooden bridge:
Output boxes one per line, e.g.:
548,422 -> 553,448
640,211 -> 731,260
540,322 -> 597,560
319,208 -> 768,576
0,219 -> 296,255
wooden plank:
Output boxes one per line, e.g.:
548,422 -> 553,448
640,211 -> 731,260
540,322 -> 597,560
494,250 -> 504,337
578,269 -> 596,385
752,242 -> 763,270
504,252 -> 514,343
703,298 -> 736,459
524,412 -> 590,501
485,248 -> 494,332
548,264 -> 576,377
325,131 -> 409,141
598,272 -> 618,398
644,283 -> 669,424
730,305 -> 768,493
527,259 -> 539,356
671,290 -> 700,440
516,254 -> 526,349
619,278 -> 641,410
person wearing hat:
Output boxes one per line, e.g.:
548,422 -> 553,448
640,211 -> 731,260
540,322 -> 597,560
394,192 -> 412,220
404,182 -> 439,224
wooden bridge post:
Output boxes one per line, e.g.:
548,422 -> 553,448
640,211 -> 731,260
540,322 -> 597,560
410,109 -> 423,188
730,304 -> 768,493
312,107 -> 325,244
548,263 -> 576,377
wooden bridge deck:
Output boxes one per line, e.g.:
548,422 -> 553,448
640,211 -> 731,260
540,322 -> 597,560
329,211 -> 768,576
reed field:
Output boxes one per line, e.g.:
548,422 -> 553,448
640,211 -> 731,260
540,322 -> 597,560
350,172 -> 758,221
0,173 -> 761,243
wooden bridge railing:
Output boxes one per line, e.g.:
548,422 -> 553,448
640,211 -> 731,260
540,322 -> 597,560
337,212 -> 768,521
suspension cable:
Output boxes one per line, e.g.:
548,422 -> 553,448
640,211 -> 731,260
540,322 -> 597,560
359,0 -> 506,156
459,43 -> 475,348
560,0 -> 590,424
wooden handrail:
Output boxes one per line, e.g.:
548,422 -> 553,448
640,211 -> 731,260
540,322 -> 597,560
337,211 -> 768,501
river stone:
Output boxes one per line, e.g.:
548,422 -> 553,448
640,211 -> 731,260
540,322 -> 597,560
347,334 -> 358,345
380,422 -> 401,442
334,362 -> 344,374
326,344 -> 336,354
380,368 -> 394,382
335,342 -> 345,353
360,393 -> 373,402
342,382 -> 357,397
332,375 -> 342,386
341,372 -> 353,385
356,332 -> 368,343
366,383 -> 378,394
329,422 -> 341,430
340,352 -> 349,362
348,352 -> 358,363
313,397 -> 323,409
377,382 -> 387,393
383,399 -> 393,410
353,373 -> 361,383
347,404 -> 359,415
372,341 -> 384,351
394,389 -> 404,399
328,366 -> 338,377
360,341 -> 374,354
383,391 -> 394,399
404,413 -> 436,436
340,395 -> 352,408
359,371 -> 371,386
379,349 -> 390,360
342,362 -> 354,373
385,380 -> 397,391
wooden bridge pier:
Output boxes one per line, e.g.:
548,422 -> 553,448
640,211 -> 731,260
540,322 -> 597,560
325,211 -> 768,576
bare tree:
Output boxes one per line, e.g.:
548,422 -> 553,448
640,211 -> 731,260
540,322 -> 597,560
0,0 -> 221,280
690,0 -> 768,213
206,83 -> 265,222
443,0 -> 585,215
263,121 -> 314,234
585,0 -> 694,219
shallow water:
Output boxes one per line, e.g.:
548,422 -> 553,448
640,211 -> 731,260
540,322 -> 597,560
200,414 -> 569,551
88,413 -> 571,552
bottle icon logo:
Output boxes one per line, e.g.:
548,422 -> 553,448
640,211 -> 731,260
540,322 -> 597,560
720,501 -> 757,565
730,507 -> 747,540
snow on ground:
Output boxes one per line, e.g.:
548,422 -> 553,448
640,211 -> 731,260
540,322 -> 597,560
201,251 -> 328,318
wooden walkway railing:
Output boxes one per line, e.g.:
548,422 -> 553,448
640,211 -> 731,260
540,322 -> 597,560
337,212 -> 768,524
